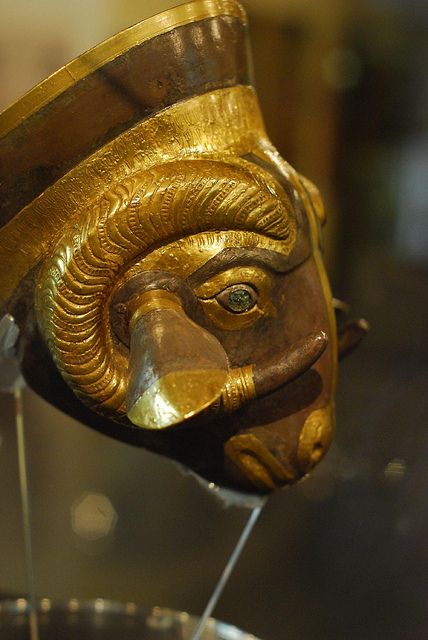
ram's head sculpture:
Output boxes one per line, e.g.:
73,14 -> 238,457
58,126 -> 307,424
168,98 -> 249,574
0,0 -> 367,493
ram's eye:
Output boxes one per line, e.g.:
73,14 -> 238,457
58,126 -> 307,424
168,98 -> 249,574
193,267 -> 275,331
216,285 -> 257,313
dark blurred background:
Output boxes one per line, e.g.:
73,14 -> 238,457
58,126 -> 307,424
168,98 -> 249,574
0,1 -> 427,639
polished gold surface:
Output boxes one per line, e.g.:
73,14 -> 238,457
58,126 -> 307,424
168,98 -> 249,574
0,86 -> 270,307
36,155 -> 296,414
0,0 -> 247,138
298,174 -> 326,226
221,365 -> 256,412
117,231 -> 280,286
195,266 -> 275,330
296,405 -> 334,473
225,434 -> 296,491
129,290 -> 183,331
127,369 -> 228,429
197,295 -> 264,331
249,144 -> 325,251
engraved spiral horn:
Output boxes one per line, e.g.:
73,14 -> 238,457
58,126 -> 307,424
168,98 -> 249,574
35,158 -> 298,418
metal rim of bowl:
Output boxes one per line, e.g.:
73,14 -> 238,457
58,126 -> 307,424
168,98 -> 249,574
0,598 -> 261,640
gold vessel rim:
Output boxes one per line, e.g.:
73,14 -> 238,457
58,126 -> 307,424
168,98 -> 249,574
0,87 -> 267,307
0,0 -> 247,138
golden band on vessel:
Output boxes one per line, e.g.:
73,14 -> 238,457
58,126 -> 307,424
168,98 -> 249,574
222,365 -> 257,412
129,290 -> 183,331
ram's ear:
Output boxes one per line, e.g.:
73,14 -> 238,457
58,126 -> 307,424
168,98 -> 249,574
298,174 -> 327,226
333,298 -> 370,359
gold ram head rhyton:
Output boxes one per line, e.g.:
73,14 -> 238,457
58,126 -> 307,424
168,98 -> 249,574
0,0 -> 367,493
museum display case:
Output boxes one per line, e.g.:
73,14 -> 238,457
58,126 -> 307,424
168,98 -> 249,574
0,0 -> 427,639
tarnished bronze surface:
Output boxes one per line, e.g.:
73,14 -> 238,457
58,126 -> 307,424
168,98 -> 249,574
0,0 -> 367,493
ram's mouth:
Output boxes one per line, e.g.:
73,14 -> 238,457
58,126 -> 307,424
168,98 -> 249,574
224,434 -> 297,491
224,405 -> 334,492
